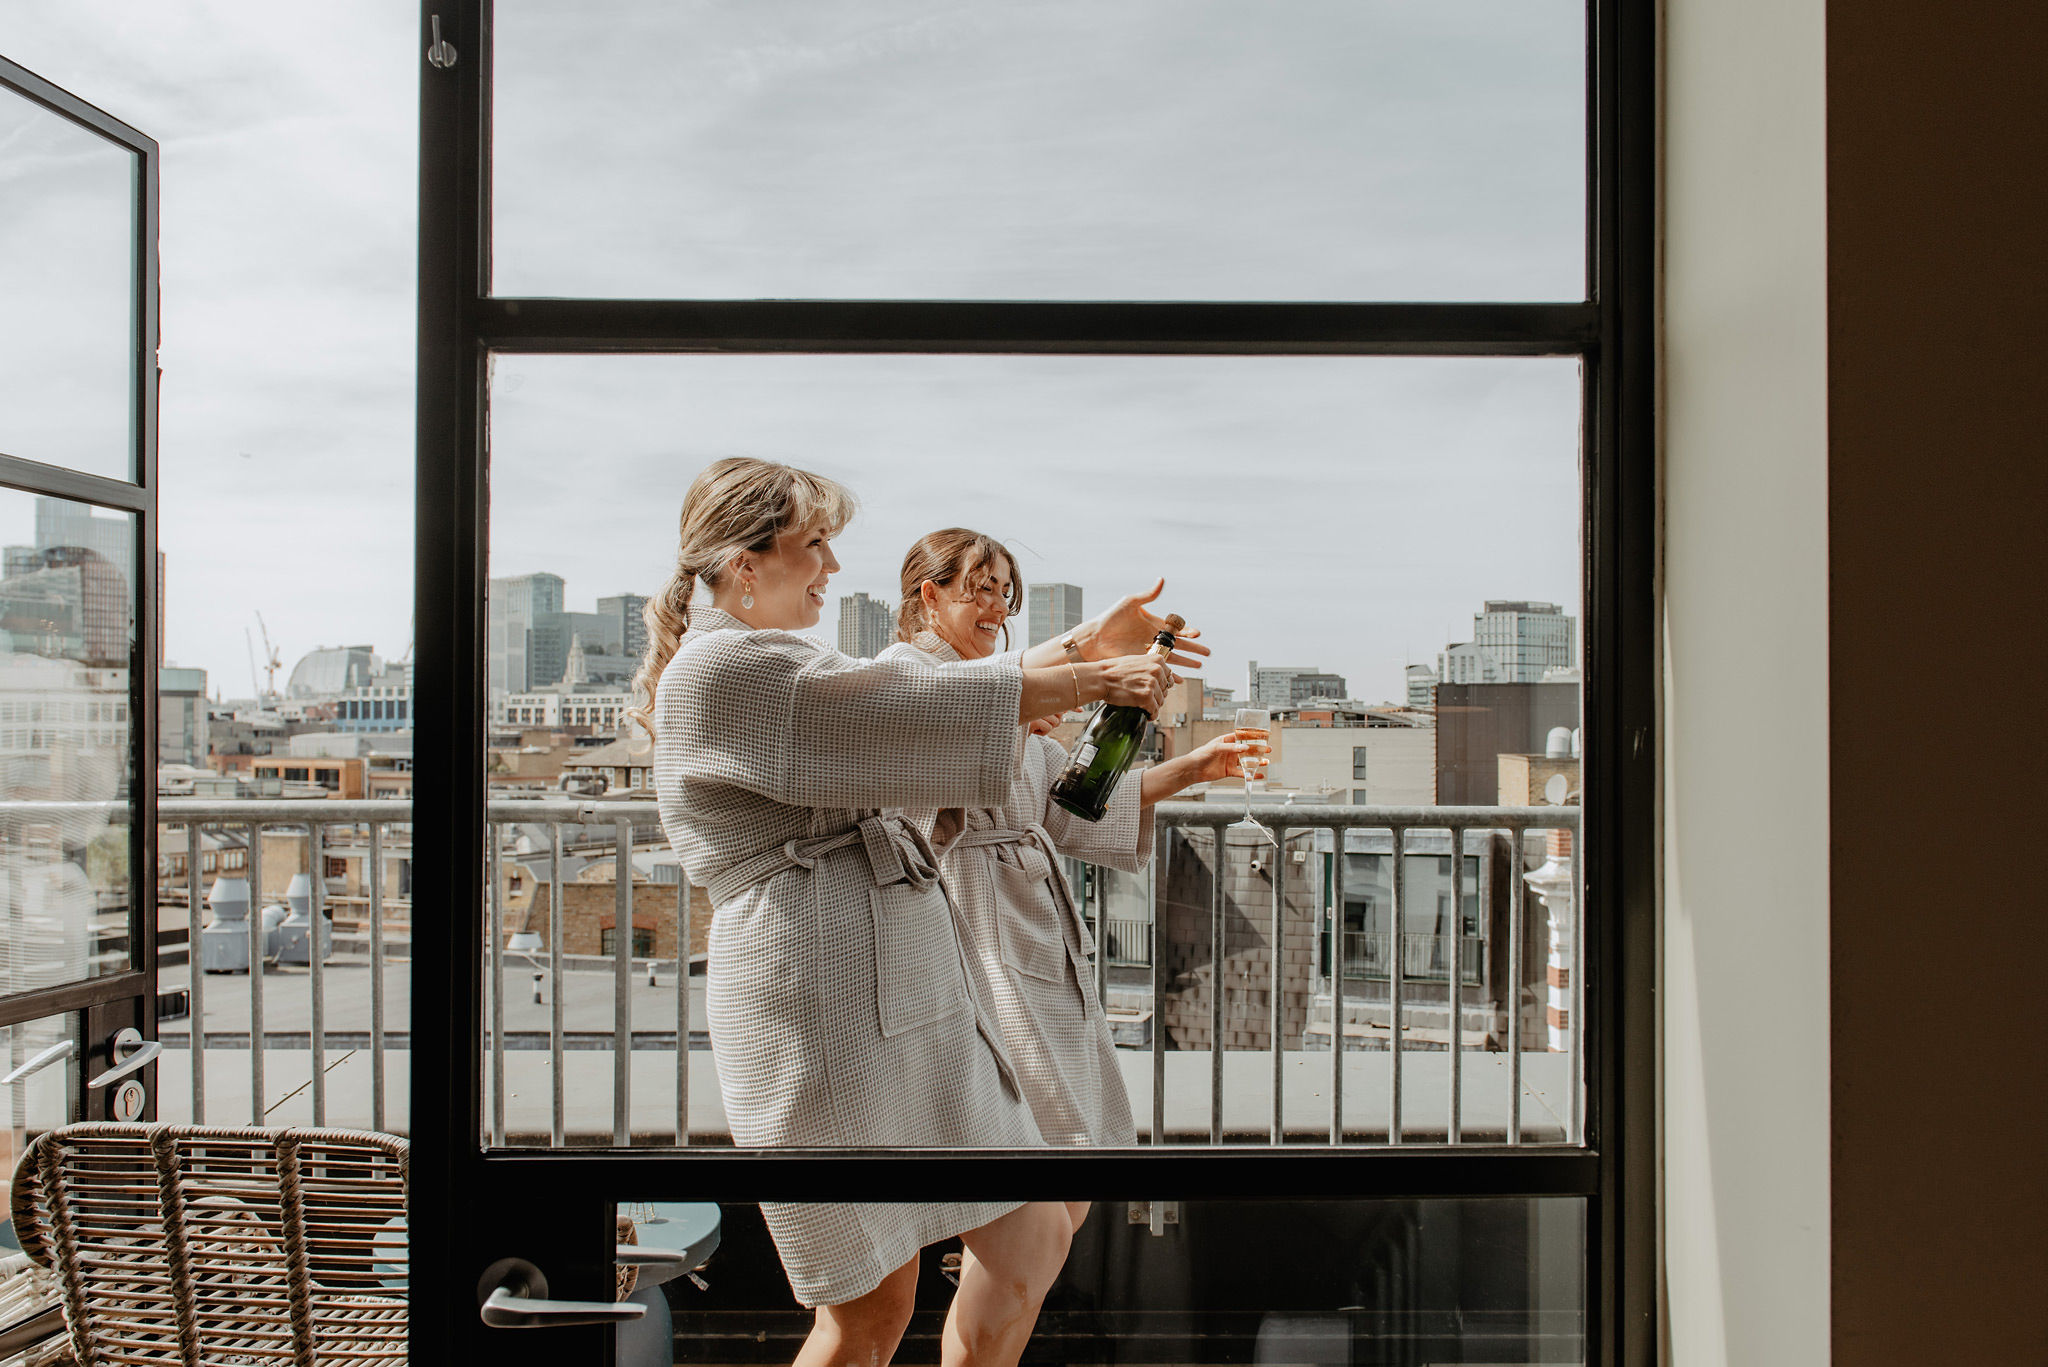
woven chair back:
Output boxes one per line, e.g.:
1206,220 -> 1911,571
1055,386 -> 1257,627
9,1122 -> 408,1367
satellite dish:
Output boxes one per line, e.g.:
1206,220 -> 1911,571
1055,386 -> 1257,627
1544,773 -> 1570,805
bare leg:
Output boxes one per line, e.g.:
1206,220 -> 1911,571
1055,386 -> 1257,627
1064,1201 -> 1091,1235
794,1255 -> 919,1367
941,1202 -> 1074,1367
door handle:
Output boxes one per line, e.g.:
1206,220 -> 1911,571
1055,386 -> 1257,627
86,1030 -> 160,1090
477,1257 -> 646,1329
0,1040 -> 74,1087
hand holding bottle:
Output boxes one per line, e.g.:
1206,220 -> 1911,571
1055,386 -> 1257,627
1093,653 -> 1174,716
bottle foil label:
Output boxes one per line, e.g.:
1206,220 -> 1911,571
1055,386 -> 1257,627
1075,743 -> 1098,766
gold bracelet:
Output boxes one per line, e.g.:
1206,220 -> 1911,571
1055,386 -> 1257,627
1068,663 -> 1081,710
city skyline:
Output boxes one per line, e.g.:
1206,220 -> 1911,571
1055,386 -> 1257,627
3,5 -> 1584,705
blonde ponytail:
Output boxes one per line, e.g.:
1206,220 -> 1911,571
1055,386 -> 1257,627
629,458 -> 856,738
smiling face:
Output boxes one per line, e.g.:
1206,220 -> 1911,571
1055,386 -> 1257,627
922,552 -> 1016,660
735,517 -> 841,631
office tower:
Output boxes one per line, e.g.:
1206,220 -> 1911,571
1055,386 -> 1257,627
1437,641 -> 1505,685
597,593 -> 650,664
528,610 -> 623,689
1028,583 -> 1083,648
487,572 -> 564,699
1406,664 -> 1439,709
837,593 -> 895,659
1471,600 -> 1578,683
1246,662 -> 1345,709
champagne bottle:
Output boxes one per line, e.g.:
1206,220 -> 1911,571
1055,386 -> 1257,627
1048,614 -> 1183,822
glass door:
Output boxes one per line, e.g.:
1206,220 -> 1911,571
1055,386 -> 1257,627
413,2 -> 1655,1362
0,52 -> 160,1356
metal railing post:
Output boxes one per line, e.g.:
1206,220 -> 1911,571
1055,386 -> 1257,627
1209,821 -> 1226,1145
488,826 -> 505,1147
614,819 -> 632,1147
1329,826 -> 1346,1145
308,822 -> 327,1126
1150,823 -> 1167,1145
1269,824 -> 1286,1145
549,828 -> 565,1149
1448,825 -> 1464,1145
246,823 -> 264,1122
1388,825 -> 1404,1145
676,870 -> 691,1147
186,824 -> 204,1123
369,823 -> 386,1135
1508,830 -> 1523,1146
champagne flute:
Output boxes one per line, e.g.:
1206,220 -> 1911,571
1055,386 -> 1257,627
1227,707 -> 1276,844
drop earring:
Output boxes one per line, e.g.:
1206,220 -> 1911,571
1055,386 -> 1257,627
740,581 -> 755,610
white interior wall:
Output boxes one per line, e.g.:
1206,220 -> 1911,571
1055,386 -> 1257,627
1660,0 -> 1830,1361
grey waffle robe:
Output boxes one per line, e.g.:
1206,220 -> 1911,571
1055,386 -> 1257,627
652,608 -> 1043,1307
883,634 -> 1146,1147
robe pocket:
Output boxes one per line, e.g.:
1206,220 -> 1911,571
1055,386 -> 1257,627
993,859 -> 1076,985
868,882 -> 970,1038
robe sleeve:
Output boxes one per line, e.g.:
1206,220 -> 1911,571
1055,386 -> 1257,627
1035,735 -> 1156,872
672,629 -> 1022,810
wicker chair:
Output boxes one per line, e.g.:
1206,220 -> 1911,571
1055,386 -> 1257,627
9,1123 -> 408,1367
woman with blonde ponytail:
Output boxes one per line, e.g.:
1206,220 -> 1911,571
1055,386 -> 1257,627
643,459 -> 1177,1367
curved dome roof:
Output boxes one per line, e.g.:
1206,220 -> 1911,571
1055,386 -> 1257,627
287,645 -> 378,698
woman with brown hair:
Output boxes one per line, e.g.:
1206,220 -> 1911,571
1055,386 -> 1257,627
882,530 -> 1256,1184
639,460 -> 1188,1367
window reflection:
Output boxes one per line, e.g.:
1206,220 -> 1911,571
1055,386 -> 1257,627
0,491 -> 136,991
0,86 -> 136,481
615,1198 -> 1585,1365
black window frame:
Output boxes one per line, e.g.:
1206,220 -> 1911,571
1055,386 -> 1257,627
0,53 -> 162,1081
412,1 -> 1656,1361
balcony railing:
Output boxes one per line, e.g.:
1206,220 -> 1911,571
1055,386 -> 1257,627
8,797 -> 1579,1149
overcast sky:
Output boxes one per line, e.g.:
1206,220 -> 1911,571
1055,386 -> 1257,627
1,1 -> 1584,704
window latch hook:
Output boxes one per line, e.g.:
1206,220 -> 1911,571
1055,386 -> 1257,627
427,15 -> 458,70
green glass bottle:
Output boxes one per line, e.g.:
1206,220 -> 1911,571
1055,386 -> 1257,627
1048,615 -> 1182,822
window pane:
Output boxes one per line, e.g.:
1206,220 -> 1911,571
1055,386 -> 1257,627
485,354 -> 1583,1148
2,1011 -> 75,1337
0,491 -> 137,987
492,1 -> 1586,301
0,86 -> 136,480
614,1197 -> 1585,1364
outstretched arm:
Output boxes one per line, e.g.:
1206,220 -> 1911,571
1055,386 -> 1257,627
1016,579 -> 1212,675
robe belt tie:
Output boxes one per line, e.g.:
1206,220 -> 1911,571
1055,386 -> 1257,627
705,814 -> 1024,1102
946,823 -> 1097,971
706,814 -> 939,905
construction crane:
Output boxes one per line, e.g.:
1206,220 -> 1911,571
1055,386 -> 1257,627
253,612 -> 283,701
244,628 -> 261,701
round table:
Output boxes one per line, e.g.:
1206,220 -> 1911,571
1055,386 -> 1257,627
624,1202 -> 721,1287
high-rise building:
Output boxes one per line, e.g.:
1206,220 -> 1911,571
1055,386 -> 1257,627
35,497 -> 129,573
487,572 -> 564,700
1470,600 -> 1577,683
837,593 -> 895,658
597,593 -> 650,665
1287,672 -> 1349,705
1027,583 -> 1083,648
160,666 -> 209,765
1406,664 -> 1439,709
1246,662 -> 1344,709
529,610 -> 623,689
1437,641 -> 1504,685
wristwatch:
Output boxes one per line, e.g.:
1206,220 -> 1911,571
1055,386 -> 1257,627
1058,631 -> 1084,662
